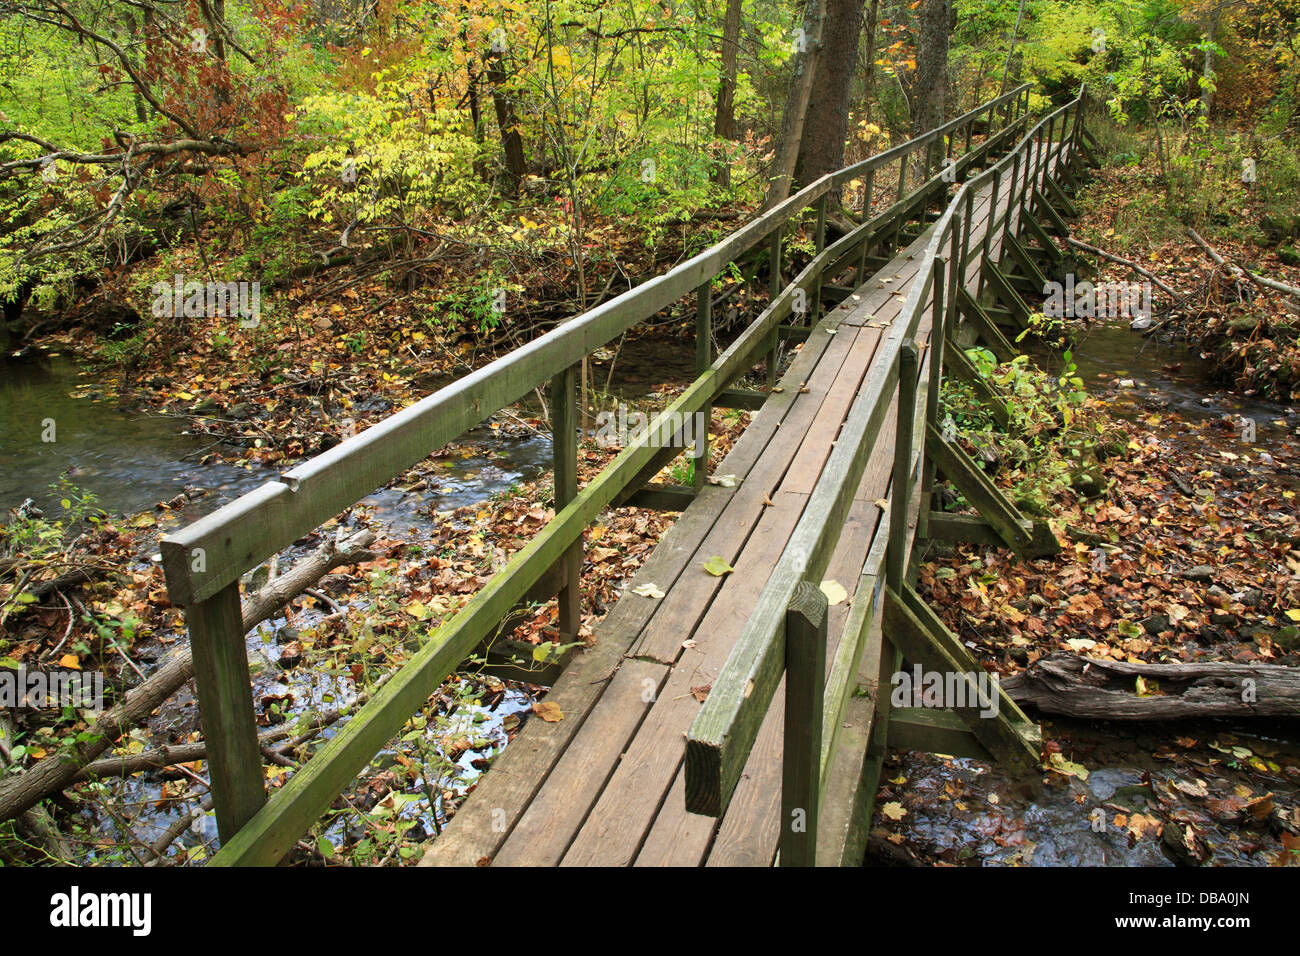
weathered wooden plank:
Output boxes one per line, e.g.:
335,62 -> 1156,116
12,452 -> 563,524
492,658 -> 669,866
188,583 -> 266,842
417,484 -> 735,866
779,581 -> 828,867
887,707 -> 995,761
560,491 -> 809,865
633,771 -> 718,866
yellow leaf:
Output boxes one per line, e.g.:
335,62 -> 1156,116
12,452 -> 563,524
820,580 -> 848,605
881,801 -> 907,821
533,701 -> 563,722
58,654 -> 80,670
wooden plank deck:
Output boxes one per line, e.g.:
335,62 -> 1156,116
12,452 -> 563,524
419,146 -> 1070,868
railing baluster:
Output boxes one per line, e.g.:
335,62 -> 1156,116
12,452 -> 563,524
552,365 -> 581,639
780,580 -> 827,867
695,281 -> 712,490
889,342 -> 920,587
767,228 -> 783,388
188,583 -> 265,841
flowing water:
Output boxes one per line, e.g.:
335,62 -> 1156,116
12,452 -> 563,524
1,332 -> 701,862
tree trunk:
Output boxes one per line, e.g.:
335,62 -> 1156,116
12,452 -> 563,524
712,0 -> 744,187
1201,8 -> 1221,117
1002,652 -> 1300,720
913,0 -> 949,169
998,0 -> 1027,96
860,0 -> 881,132
762,0 -> 826,211
793,0 -> 867,189
486,51 -> 528,198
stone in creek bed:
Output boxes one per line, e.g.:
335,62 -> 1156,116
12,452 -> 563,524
1181,565 -> 1216,582
277,641 -> 303,669
1141,613 -> 1170,635
1210,612 -> 1238,628
275,625 -> 300,646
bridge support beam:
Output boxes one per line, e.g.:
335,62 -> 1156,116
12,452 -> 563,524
882,584 -> 1041,774
924,422 -> 1059,560
956,287 -> 1017,362
979,256 -> 1034,331
1033,188 -> 1071,237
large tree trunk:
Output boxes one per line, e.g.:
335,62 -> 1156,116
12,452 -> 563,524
793,0 -> 867,189
1002,652 -> 1300,720
712,0 -> 743,186
912,0 -> 949,169
761,0 -> 826,211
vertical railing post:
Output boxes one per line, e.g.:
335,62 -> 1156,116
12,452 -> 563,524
921,256 -> 946,542
552,364 -> 581,638
862,167 -> 875,219
961,190 -> 975,272
893,155 -> 908,250
767,227 -> 782,388
889,341 -> 920,587
983,168 -> 1002,260
188,583 -> 266,842
1005,150 -> 1022,246
811,194 -> 828,321
695,280 -> 712,491
780,580 -> 827,868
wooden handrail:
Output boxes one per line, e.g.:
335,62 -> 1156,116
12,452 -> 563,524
158,85 -> 1036,864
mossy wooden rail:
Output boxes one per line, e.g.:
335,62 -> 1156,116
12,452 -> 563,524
683,88 -> 1090,863
159,84 -> 1051,866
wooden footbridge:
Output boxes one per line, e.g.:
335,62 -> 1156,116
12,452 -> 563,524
161,86 -> 1100,866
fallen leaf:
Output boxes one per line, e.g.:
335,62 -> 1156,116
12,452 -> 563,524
703,556 -> 735,576
632,583 -> 665,599
532,701 -> 563,722
820,580 -> 848,605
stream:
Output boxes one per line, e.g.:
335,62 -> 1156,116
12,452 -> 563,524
0,331 -> 699,863
4,318 -> 1296,865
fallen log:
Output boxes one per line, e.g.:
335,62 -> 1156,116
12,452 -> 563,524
1002,651 -> 1300,720
0,529 -> 374,824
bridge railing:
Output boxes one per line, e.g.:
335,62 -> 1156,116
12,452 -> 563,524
159,85 -> 1034,866
683,86 -> 1089,865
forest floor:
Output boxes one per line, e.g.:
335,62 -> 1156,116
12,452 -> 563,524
873,159 -> 1300,867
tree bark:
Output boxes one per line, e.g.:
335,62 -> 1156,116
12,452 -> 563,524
486,51 -> 528,198
1002,652 -> 1300,720
793,0 -> 866,189
913,0 -> 949,169
0,530 -> 374,824
762,0 -> 826,211
712,0 -> 744,187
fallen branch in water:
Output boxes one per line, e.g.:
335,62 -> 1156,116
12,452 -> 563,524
0,529 -> 375,825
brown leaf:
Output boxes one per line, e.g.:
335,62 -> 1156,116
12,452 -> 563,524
532,701 -> 563,722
